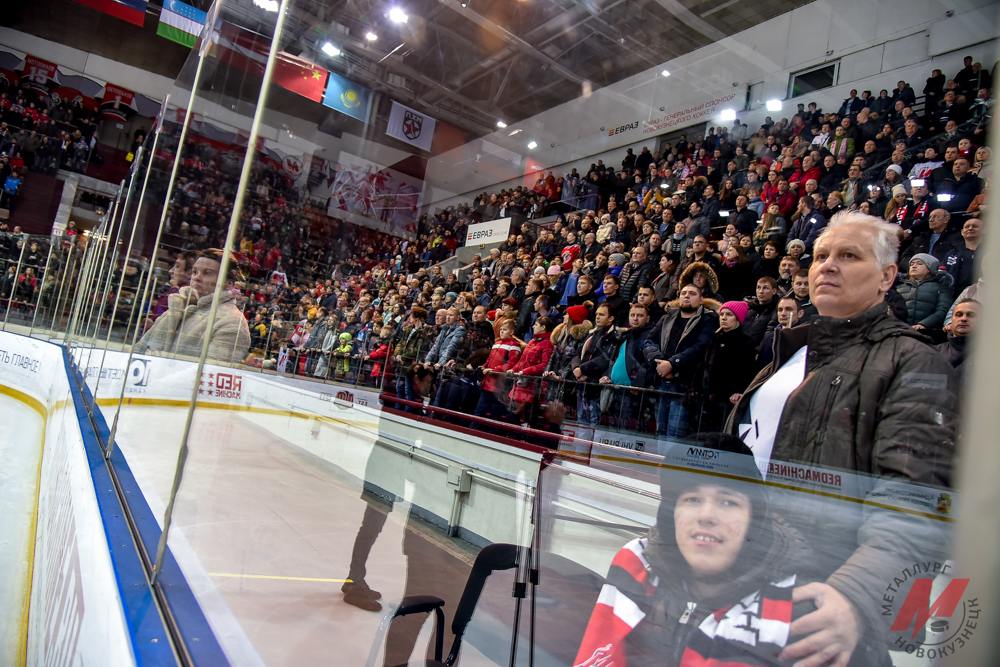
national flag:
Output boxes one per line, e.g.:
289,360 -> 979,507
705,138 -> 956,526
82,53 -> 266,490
211,23 -> 329,103
272,53 -> 328,103
157,0 -> 207,48
322,71 -> 375,124
71,0 -> 147,27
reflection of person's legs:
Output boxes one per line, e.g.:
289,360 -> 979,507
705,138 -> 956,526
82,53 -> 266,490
344,502 -> 387,611
665,395 -> 689,439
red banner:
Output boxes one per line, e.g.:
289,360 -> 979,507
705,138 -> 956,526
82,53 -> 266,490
100,83 -> 138,121
51,86 -> 100,112
18,55 -> 60,93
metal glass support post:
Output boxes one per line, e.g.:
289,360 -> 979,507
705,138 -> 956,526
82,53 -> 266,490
49,241 -> 74,335
27,238 -> 58,336
151,0 -> 292,584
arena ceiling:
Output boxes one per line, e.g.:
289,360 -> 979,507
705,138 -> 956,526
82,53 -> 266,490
214,0 -> 814,137
8,0 -> 814,140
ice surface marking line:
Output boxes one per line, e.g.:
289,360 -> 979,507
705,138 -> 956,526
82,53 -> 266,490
209,574 -> 353,583
0,383 -> 47,667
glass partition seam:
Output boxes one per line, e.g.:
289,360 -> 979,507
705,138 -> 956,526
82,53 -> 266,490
150,0 -> 292,585
49,241 -> 74,336
2,233 -> 28,331
82,195 -> 129,381
65,227 -> 104,349
75,192 -> 120,356
26,237 -> 57,336
92,141 -> 157,406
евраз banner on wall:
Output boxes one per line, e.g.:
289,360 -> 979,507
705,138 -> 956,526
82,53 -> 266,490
71,0 -> 148,26
321,71 -> 375,124
386,101 -> 436,152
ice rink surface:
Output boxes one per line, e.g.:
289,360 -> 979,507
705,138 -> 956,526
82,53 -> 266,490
0,392 -> 44,667
108,401 -> 593,666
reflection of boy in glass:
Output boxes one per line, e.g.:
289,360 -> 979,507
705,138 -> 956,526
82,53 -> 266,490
573,438 -> 877,667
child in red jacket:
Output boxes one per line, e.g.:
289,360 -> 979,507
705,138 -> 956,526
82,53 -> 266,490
474,320 -> 522,423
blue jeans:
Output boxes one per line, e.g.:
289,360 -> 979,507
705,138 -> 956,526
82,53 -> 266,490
656,383 -> 689,442
395,375 -> 422,413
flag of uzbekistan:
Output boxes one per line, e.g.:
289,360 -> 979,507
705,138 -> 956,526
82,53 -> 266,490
157,0 -> 207,48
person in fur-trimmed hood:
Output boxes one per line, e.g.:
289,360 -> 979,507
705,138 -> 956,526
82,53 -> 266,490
676,261 -> 724,304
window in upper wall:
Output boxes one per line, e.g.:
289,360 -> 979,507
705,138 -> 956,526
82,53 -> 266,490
746,81 -> 765,111
788,61 -> 840,98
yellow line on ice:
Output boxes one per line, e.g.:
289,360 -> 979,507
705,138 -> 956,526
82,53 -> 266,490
209,573 -> 352,583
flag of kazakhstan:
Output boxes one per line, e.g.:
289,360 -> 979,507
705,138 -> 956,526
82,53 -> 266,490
322,71 -> 375,123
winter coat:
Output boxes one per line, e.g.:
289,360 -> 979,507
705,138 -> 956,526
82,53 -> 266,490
725,304 -> 959,644
424,320 -> 468,365
618,259 -> 654,302
508,332 -> 554,403
605,322 -> 654,387
715,261 -> 755,301
576,325 -> 620,384
895,274 -> 953,329
642,305 -> 719,387
135,288 -> 251,363
395,323 -> 431,365
481,338 -> 522,392
742,297 -> 778,348
546,321 -> 593,378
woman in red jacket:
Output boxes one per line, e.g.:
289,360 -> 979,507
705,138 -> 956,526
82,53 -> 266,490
508,317 -> 555,418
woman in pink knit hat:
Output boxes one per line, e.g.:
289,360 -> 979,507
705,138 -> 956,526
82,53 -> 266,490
686,300 -> 758,433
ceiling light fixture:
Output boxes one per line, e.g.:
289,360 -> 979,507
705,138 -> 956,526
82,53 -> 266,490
321,42 -> 341,57
460,0 -> 469,6
720,108 -> 736,121
660,70 -> 670,77
365,31 -> 378,41
766,99 -> 782,111
388,7 -> 408,23
253,0 -> 279,11
509,129 -> 522,136
527,141 -> 537,149
496,120 -> 507,128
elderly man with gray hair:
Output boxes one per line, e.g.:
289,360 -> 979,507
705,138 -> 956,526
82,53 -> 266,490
726,211 -> 959,667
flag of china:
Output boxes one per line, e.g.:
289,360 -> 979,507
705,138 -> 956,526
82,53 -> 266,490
272,53 -> 328,103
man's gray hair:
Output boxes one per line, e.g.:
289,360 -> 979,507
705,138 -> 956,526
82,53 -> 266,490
820,211 -> 900,268
511,267 -> 526,280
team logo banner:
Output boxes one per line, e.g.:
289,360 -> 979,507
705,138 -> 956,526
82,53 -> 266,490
386,100 -> 436,152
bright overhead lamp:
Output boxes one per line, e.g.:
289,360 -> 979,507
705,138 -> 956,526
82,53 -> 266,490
509,128 -> 522,136
321,42 -> 341,57
496,120 -> 507,128
660,70 -> 670,78
253,0 -> 279,10
720,108 -> 737,121
388,7 -> 408,23
527,141 -> 537,149
766,99 -> 782,112
365,31 -> 378,41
